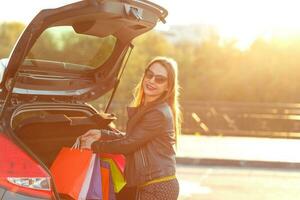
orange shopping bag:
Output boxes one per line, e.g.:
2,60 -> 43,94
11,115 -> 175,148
50,139 -> 93,200
101,160 -> 116,200
101,162 -> 110,200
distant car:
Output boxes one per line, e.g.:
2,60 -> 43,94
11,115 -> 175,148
0,0 -> 167,199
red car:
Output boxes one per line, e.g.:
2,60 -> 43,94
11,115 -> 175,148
0,0 -> 167,199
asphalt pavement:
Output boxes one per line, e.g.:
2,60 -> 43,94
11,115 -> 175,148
176,135 -> 300,169
176,164 -> 300,200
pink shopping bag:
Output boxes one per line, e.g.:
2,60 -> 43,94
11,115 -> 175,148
100,153 -> 125,173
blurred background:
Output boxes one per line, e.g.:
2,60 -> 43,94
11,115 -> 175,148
3,0 -> 300,138
2,1 -> 300,199
3,1 -> 300,137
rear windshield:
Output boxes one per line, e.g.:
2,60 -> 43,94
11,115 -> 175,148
24,26 -> 117,71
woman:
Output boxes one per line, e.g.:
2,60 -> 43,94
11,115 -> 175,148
81,56 -> 181,200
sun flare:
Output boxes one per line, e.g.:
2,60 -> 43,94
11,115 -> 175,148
2,0 -> 300,50
156,0 -> 300,50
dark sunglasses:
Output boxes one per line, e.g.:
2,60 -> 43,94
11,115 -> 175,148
144,69 -> 168,84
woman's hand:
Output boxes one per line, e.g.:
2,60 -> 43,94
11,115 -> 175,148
80,129 -> 102,149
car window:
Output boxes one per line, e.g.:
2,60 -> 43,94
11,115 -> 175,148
24,26 -> 117,71
0,59 -> 7,83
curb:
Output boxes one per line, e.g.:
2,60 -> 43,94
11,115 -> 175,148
176,157 -> 300,169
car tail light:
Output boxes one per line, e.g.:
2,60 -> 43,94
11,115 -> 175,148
0,133 -> 52,199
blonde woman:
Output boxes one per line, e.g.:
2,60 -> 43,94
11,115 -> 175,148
81,56 -> 181,200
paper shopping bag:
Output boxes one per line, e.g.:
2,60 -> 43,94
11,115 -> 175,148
101,160 -> 116,200
101,161 -> 110,200
100,153 -> 125,173
78,154 -> 96,200
101,158 -> 126,193
87,156 -> 102,199
50,147 -> 93,200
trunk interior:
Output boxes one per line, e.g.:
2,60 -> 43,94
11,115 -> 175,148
11,105 -> 114,167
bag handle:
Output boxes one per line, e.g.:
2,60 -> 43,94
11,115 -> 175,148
72,137 -> 81,149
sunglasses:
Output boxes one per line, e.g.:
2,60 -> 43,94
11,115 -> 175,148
144,69 -> 168,84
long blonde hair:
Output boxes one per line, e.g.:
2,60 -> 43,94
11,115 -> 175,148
131,56 -> 182,139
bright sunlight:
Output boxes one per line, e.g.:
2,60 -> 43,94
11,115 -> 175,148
155,0 -> 300,50
2,0 -> 300,50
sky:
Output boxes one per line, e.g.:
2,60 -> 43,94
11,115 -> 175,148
2,0 -> 300,49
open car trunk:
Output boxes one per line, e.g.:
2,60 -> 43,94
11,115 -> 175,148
11,104 -> 115,167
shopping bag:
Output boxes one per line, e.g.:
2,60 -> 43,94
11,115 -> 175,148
101,158 -> 126,193
78,154 -> 96,200
100,153 -> 125,173
87,156 -> 103,199
100,161 -> 110,200
50,138 -> 93,200
101,160 -> 116,200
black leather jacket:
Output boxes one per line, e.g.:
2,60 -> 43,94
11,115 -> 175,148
91,102 -> 176,186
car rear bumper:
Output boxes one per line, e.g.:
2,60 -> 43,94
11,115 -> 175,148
0,187 -> 49,200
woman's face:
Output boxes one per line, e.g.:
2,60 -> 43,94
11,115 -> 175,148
142,62 -> 169,103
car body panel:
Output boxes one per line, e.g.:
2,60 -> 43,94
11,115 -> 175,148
0,1 -> 167,199
1,189 -> 48,200
1,0 -> 167,102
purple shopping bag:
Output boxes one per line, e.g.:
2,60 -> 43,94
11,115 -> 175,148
87,156 -> 102,199
101,160 -> 116,200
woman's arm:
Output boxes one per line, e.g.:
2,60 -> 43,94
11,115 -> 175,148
100,128 -> 126,140
91,110 -> 166,155
80,127 -> 125,149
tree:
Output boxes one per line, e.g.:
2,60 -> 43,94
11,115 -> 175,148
0,22 -> 25,58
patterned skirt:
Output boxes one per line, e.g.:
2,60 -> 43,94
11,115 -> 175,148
135,178 -> 179,200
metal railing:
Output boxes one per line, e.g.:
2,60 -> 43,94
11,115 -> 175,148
98,101 -> 300,138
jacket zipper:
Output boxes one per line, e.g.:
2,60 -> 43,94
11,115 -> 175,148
140,148 -> 152,180
140,149 -> 146,167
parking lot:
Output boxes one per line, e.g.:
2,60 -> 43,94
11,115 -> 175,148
177,164 -> 300,200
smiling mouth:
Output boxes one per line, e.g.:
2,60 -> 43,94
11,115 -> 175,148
146,83 -> 156,90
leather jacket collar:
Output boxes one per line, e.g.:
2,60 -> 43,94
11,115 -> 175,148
127,106 -> 139,118
126,101 -> 167,133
